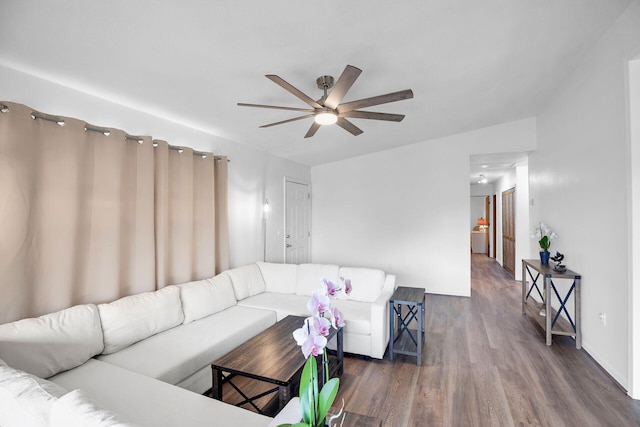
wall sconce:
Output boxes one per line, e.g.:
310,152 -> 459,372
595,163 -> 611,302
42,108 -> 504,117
263,198 -> 271,220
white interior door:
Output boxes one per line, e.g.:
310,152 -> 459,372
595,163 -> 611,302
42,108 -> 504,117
285,180 -> 311,264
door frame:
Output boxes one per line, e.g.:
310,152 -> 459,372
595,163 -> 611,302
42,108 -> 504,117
283,177 -> 311,263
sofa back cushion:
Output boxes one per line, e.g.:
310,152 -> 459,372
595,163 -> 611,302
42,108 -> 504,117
178,274 -> 237,324
225,264 -> 266,300
0,358 -> 69,427
338,267 -> 386,303
50,389 -> 137,427
296,264 -> 340,296
0,304 -> 104,378
98,286 -> 184,355
257,262 -> 298,294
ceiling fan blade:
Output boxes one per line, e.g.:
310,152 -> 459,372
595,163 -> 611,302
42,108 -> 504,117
336,117 -> 363,136
266,75 -> 323,109
340,110 -> 405,122
324,65 -> 362,110
259,114 -> 315,128
304,122 -> 321,138
237,103 -> 315,113
337,89 -> 414,113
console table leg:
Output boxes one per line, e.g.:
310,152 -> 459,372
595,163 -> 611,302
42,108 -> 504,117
545,276 -> 552,346
417,300 -> 423,366
575,277 -> 582,349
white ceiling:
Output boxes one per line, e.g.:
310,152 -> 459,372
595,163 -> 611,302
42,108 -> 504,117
0,1 -> 631,166
470,151 -> 529,185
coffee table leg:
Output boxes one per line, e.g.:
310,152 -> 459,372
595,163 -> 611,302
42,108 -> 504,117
212,367 -> 223,400
278,384 -> 292,411
337,327 -> 344,376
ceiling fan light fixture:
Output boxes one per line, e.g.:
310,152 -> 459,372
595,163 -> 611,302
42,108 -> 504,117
314,109 -> 337,126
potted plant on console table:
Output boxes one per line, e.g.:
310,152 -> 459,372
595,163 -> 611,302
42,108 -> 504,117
531,222 -> 558,265
279,277 -> 351,427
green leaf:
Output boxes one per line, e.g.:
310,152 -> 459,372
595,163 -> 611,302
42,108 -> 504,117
299,357 -> 318,424
316,378 -> 340,425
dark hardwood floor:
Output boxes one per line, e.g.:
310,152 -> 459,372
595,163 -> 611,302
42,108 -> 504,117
334,254 -> 640,427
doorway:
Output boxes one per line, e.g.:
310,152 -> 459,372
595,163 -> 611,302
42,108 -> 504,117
502,187 -> 516,275
284,179 -> 311,264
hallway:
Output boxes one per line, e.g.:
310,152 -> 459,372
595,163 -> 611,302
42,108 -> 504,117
335,254 -> 640,426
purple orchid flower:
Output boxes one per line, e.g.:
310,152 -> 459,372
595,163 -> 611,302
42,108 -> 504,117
301,333 -> 327,358
311,315 -> 332,337
307,289 -> 331,315
330,307 -> 345,329
323,279 -> 339,297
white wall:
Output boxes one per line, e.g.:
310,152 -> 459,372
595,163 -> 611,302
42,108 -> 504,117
311,118 -> 536,297
0,64 -> 310,268
629,57 -> 640,399
470,197 -> 486,231
530,1 -> 640,391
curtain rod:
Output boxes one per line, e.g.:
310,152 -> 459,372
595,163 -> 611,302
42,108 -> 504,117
167,144 -> 229,161
125,134 -> 144,144
9,105 -> 230,161
31,110 -> 65,126
84,123 -> 111,136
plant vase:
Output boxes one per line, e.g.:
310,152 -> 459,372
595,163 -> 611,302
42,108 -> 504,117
540,251 -> 550,265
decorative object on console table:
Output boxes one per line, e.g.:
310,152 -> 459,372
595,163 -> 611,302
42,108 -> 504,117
281,277 -> 351,427
551,251 -> 566,272
530,222 -> 558,265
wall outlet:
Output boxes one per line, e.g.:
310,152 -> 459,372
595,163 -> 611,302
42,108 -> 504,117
599,312 -> 607,326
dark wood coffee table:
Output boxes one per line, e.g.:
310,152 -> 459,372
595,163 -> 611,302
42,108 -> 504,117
211,315 -> 343,415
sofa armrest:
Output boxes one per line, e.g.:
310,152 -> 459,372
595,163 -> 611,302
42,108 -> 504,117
267,397 -> 301,427
382,274 -> 397,294
369,274 -> 396,359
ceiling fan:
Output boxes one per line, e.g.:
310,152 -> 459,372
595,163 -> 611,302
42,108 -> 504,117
238,65 -> 414,138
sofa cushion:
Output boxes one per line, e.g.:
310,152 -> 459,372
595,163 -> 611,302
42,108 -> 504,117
178,275 -> 237,324
257,262 -> 298,294
49,359 -> 272,427
226,264 -> 266,300
0,358 -> 68,427
50,389 -> 137,427
296,264 -> 340,296
0,304 -> 104,378
237,293 -> 311,321
98,286 -> 184,355
96,306 -> 277,389
338,267 -> 386,303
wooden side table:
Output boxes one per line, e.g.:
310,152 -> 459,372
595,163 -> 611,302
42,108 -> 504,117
389,286 -> 426,366
522,259 -> 582,348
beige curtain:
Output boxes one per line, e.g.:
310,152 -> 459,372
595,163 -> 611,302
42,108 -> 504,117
154,141 -> 228,287
0,101 -> 229,323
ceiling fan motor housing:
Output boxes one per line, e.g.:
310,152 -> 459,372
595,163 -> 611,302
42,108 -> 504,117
316,75 -> 334,90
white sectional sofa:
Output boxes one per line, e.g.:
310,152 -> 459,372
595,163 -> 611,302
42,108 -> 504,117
0,262 -> 396,426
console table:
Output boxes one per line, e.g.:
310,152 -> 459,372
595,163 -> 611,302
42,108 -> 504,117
389,286 -> 426,366
521,259 -> 582,348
